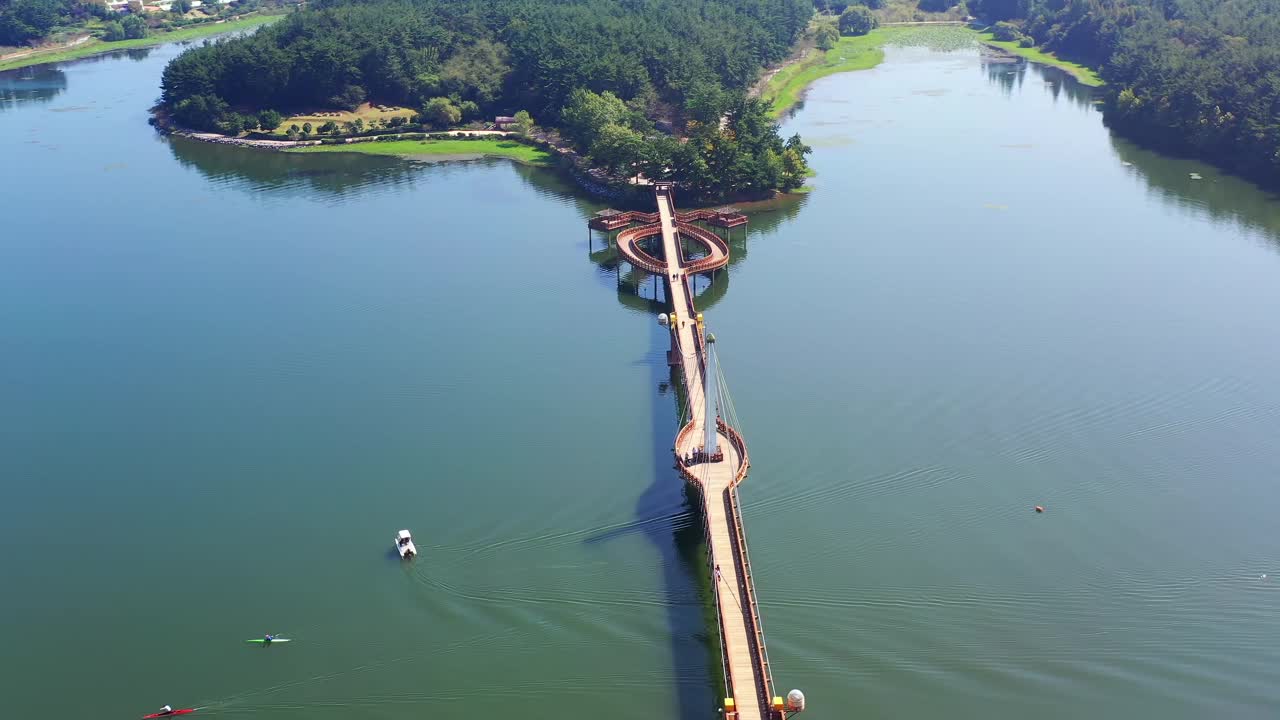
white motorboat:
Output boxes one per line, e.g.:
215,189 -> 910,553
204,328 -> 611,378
395,529 -> 417,558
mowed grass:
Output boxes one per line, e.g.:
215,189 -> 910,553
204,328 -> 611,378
977,32 -> 1104,86
0,14 -> 281,72
289,138 -> 555,166
275,103 -> 417,134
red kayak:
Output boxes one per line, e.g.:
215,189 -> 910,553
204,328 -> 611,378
142,710 -> 196,719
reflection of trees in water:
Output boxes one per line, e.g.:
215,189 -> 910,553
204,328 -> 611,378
984,58 -> 1026,96
169,135 -> 590,201
981,57 -> 1096,109
0,66 -> 68,110
1109,134 -> 1280,244
171,132 -> 811,313
168,136 -> 431,195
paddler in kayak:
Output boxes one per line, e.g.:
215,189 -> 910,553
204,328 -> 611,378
159,706 -> 173,716
263,633 -> 274,644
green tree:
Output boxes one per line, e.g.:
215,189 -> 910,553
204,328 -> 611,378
560,88 -> 628,148
589,123 -> 645,175
172,0 -> 192,13
171,93 -> 227,131
219,112 -> 247,135
780,133 -> 812,190
855,0 -> 884,8
968,0 -> 1025,21
458,100 -> 479,120
302,122 -> 312,134
257,109 -> 283,131
510,109 -> 535,136
839,5 -> 877,35
422,96 -> 461,127
438,39 -> 511,108
102,20 -> 125,42
319,120 -> 339,134
685,82 -> 727,126
991,21 -> 1022,41
121,12 -> 147,40
814,23 -> 839,51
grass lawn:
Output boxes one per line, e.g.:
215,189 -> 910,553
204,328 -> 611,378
0,14 -> 281,72
274,104 -> 417,134
976,32 -> 1104,86
288,138 -> 555,166
763,30 -> 888,118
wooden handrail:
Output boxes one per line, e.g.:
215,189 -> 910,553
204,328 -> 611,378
615,223 -> 666,274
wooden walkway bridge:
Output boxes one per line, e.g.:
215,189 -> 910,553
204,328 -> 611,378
590,185 -> 797,720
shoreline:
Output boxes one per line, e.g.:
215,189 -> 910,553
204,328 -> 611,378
759,25 -> 1104,119
975,31 -> 1104,87
0,13 -> 282,73
165,125 -> 780,207
759,26 -> 924,119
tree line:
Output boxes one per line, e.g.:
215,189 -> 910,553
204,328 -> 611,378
2,0 -> 278,49
1,0 -> 105,46
970,0 -> 1280,186
158,0 -> 814,200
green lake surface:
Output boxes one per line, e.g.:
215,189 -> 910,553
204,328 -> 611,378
2,32 -> 1279,720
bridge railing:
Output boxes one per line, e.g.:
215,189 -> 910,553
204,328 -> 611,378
704,482 -> 735,710
615,223 -> 667,274
676,222 -> 731,274
725,481 -> 783,719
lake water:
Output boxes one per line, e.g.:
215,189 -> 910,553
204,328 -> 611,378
2,33 -> 1279,720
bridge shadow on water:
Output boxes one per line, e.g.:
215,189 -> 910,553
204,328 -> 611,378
582,261 -> 721,720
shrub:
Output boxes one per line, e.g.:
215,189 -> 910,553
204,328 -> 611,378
102,21 -> 126,42
992,21 -> 1022,42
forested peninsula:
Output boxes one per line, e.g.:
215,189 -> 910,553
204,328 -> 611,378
158,0 -> 815,202
971,0 -> 1280,187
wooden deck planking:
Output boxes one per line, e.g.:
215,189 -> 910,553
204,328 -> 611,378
655,186 -> 767,720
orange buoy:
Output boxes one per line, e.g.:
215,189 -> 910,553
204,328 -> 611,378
1034,505 -> 1044,513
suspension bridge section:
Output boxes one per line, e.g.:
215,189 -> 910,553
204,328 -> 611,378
589,184 -> 801,720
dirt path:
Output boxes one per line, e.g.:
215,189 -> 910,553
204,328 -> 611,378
0,34 -> 91,63
750,47 -> 812,99
881,20 -> 971,25
173,128 -> 512,149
